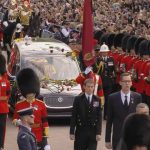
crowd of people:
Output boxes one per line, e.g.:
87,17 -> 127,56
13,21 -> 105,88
0,0 -> 150,150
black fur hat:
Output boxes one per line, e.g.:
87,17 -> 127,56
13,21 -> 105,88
121,34 -> 131,52
99,33 -> 109,45
107,33 -> 115,49
94,30 -> 104,42
126,36 -> 138,53
123,114 -> 150,150
16,68 -> 40,98
138,40 -> 149,56
134,37 -> 145,55
113,33 -> 124,48
0,54 -> 6,75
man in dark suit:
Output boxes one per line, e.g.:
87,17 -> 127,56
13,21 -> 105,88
105,72 -> 142,150
17,107 -> 37,150
70,79 -> 102,150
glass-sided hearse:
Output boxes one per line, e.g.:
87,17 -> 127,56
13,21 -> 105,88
8,38 -> 81,117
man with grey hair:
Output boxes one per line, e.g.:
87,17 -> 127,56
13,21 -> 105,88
136,103 -> 149,116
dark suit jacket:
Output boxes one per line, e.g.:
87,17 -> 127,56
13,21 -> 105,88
17,125 -> 37,150
70,93 -> 102,135
105,91 -> 142,149
93,56 -> 115,88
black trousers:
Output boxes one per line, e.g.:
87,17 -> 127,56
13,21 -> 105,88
0,113 -> 7,149
103,87 -> 113,119
74,127 -> 97,150
37,137 -> 48,150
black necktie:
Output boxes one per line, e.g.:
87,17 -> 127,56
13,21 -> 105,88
124,95 -> 128,108
87,96 -> 90,104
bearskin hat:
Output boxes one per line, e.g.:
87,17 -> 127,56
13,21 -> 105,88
94,30 -> 104,42
0,54 -> 6,75
126,36 -> 138,53
16,68 -> 40,98
99,33 -> 109,45
121,34 -> 131,52
107,33 -> 115,49
134,37 -> 145,55
147,40 -> 150,55
123,114 -> 150,150
113,33 -> 124,48
138,40 -> 149,56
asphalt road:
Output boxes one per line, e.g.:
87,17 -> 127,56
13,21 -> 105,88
5,117 -> 108,150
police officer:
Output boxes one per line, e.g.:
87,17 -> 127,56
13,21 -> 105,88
93,43 -> 115,120
0,54 -> 10,150
70,79 -> 102,150
17,107 -> 37,150
13,68 -> 50,150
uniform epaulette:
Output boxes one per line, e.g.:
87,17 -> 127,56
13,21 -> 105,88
36,99 -> 45,104
17,99 -> 26,104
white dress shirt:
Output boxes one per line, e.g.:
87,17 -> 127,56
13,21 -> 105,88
85,93 -> 92,103
121,90 -> 131,105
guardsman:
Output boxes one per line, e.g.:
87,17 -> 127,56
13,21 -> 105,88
19,0 -> 32,35
123,36 -> 138,71
94,43 -> 115,120
130,37 -> 145,91
136,40 -> 150,102
144,61 -> 150,108
113,33 -> 126,90
17,107 -> 37,150
76,66 -> 104,107
131,40 -> 149,103
13,68 -> 50,150
0,54 -> 11,149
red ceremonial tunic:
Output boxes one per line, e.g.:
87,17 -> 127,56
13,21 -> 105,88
0,75 -> 10,113
76,71 -> 104,99
13,99 -> 48,142
143,61 -> 150,96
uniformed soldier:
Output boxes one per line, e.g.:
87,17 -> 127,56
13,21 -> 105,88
76,66 -> 104,106
70,79 -> 102,150
19,0 -> 32,36
144,61 -> 150,108
93,43 -> 115,120
13,68 -> 50,150
0,54 -> 11,150
17,107 -> 37,150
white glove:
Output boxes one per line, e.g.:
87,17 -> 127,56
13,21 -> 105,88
44,145 -> 51,150
16,119 -> 22,126
84,66 -> 92,75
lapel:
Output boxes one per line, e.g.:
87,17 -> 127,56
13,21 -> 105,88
119,92 -> 124,107
128,92 -> 135,111
83,94 -> 89,106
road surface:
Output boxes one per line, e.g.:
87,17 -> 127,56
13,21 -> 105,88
5,117 -> 108,150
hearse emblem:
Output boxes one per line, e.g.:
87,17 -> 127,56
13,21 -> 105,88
58,97 -> 63,103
